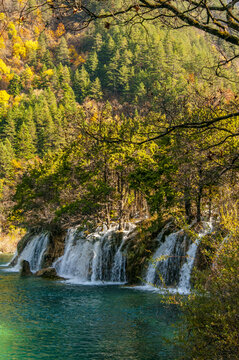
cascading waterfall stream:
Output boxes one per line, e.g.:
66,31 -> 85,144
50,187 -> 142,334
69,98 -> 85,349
10,233 -> 49,272
144,221 -> 213,294
177,221 -> 213,293
54,224 -> 136,284
5,220 -> 213,293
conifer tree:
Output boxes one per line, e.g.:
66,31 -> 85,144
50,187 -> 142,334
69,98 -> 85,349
94,33 -> 103,51
17,122 -> 36,160
89,77 -> 103,100
61,83 -> 77,113
118,65 -> 130,94
0,139 -> 15,179
42,49 -> 54,69
45,88 -> 58,116
73,66 -> 90,103
2,111 -> 17,146
57,64 -> 71,85
105,50 -> 120,93
41,115 -> 57,153
57,37 -> 70,65
86,51 -> 98,76
24,107 -> 37,145
8,74 -> 22,95
37,33 -> 47,61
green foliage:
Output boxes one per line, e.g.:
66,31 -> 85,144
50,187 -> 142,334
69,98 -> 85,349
0,139 -> 15,179
9,74 -> 22,95
56,37 -> 69,65
17,122 -> 36,160
178,212 -> 239,359
73,66 -> 90,103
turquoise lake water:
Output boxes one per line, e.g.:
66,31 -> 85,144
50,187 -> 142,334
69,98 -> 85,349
0,254 -> 182,360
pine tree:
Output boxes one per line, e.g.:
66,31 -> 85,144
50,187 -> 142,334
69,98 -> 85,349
8,74 -> 22,95
45,88 -> 58,116
2,111 -> 17,146
24,107 -> 37,145
42,49 -> 54,69
105,50 -> 120,93
37,33 -> 47,60
34,98 -> 56,154
86,51 -> 98,76
136,82 -> 146,102
61,83 -> 77,113
118,65 -> 130,94
0,139 -> 15,179
57,37 -> 70,65
41,114 -> 57,153
89,77 -> 103,100
73,66 -> 90,103
57,64 -> 71,85
17,122 -> 36,160
94,33 -> 103,51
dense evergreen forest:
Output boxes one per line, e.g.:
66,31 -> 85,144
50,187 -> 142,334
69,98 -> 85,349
0,1 -> 238,359
0,1 -> 238,230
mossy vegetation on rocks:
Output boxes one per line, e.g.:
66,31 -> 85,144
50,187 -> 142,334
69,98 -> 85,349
125,217 -> 167,284
43,230 -> 66,268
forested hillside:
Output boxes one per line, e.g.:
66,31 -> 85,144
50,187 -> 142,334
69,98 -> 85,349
0,1 -> 238,234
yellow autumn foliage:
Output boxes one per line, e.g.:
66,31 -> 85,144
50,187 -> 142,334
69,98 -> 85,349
34,26 -> 40,36
13,42 -> 26,58
8,22 -> 17,37
0,90 -> 10,105
0,36 -> 5,49
25,40 -> 38,57
43,69 -> 54,77
0,59 -> 10,74
12,159 -> 22,169
12,94 -> 23,106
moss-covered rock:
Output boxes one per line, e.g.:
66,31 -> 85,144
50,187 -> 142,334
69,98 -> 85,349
42,230 -> 66,268
35,267 -> 63,280
19,260 -> 32,276
125,218 -> 169,284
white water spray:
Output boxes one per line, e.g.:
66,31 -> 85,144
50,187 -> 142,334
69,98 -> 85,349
144,221 -> 213,294
10,233 -> 49,272
54,224 -> 136,284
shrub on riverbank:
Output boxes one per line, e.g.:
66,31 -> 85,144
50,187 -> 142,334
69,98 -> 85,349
179,208 -> 239,359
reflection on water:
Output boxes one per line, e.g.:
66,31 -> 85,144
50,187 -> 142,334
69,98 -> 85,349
0,255 -> 182,360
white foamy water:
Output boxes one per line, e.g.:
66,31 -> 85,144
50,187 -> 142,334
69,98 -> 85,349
143,221 -> 213,294
9,233 -> 49,273
54,224 -> 136,284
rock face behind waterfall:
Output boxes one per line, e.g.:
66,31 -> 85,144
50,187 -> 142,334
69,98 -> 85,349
43,230 -> 66,268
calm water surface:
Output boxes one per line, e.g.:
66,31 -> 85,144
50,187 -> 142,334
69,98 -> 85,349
0,254 -> 182,360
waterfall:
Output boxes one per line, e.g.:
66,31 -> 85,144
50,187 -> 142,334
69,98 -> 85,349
177,238 -> 200,293
54,224 -> 135,284
144,221 -> 213,294
145,231 -> 184,287
177,221 -> 213,293
10,233 -> 49,272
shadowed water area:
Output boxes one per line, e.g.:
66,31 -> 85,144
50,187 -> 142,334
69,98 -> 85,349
0,255 -> 182,360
